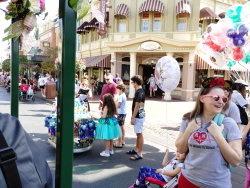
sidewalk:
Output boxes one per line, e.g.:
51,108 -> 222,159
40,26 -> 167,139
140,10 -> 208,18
34,91 -> 246,187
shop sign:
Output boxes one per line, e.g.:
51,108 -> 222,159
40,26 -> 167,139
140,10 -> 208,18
98,0 -> 107,36
140,41 -> 162,51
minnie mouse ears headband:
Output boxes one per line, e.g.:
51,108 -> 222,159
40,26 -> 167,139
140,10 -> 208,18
202,77 -> 232,89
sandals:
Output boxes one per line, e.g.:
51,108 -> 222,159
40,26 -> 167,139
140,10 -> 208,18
113,141 -> 123,148
130,154 -> 143,161
126,149 -> 137,154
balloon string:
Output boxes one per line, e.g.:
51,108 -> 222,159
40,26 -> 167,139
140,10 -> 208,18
166,100 -> 168,148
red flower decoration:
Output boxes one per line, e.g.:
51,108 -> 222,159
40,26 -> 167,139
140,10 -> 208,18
209,77 -> 225,88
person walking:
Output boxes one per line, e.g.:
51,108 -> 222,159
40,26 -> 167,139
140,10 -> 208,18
75,74 -> 80,88
127,75 -> 146,161
175,77 -> 242,188
99,73 -> 118,110
231,79 -> 248,131
147,74 -> 156,98
95,93 -> 122,157
38,74 -> 46,98
143,76 -> 147,92
90,76 -> 95,93
114,84 -> 127,148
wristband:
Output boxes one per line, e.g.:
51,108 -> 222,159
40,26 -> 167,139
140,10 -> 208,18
161,169 -> 165,174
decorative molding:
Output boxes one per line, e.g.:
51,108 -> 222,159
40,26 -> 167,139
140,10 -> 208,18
138,41 -> 163,51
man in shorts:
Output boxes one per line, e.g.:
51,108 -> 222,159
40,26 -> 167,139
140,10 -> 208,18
127,75 -> 145,161
147,74 -> 156,98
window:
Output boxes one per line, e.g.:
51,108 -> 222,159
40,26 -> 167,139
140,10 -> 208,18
178,65 -> 183,88
86,32 -> 89,43
119,15 -> 126,32
142,12 -> 149,31
92,28 -> 96,41
78,35 -> 80,51
195,70 -> 208,88
153,12 -> 161,31
207,19 -> 211,26
199,24 -> 203,36
178,13 -> 187,31
214,70 -> 225,78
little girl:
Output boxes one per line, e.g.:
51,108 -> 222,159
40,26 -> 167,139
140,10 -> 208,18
129,149 -> 186,188
95,93 -> 122,157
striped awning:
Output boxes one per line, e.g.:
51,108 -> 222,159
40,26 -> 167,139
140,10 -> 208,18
84,54 -> 111,67
114,4 -> 129,18
199,7 -> 220,21
176,0 -> 191,16
196,53 -> 247,72
138,0 -> 165,14
84,18 -> 98,29
238,61 -> 250,71
77,21 -> 88,34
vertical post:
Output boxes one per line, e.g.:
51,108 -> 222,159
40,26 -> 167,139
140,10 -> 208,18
129,52 -> 136,98
11,18 -> 19,118
55,1 -> 76,188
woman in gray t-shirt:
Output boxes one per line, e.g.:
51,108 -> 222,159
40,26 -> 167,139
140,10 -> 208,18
175,78 -> 242,188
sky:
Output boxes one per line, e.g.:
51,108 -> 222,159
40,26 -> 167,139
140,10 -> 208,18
0,0 -> 59,61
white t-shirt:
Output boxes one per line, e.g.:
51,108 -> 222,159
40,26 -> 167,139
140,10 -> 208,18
38,78 -> 46,86
149,77 -> 155,87
231,90 -> 247,107
160,159 -> 184,182
75,86 -> 92,101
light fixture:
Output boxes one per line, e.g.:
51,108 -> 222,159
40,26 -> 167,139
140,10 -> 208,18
27,53 -> 31,61
111,59 -> 115,66
189,60 -> 194,67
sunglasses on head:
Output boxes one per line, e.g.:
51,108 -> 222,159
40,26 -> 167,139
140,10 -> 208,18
202,95 -> 228,104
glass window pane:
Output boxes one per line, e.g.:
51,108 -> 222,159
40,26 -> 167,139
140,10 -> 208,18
178,18 -> 186,31
142,20 -> 149,31
199,24 -> 203,35
153,20 -> 161,31
78,35 -> 80,51
119,21 -> 126,32
207,19 -> 211,25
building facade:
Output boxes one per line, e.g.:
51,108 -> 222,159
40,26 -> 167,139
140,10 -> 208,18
76,0 -> 248,100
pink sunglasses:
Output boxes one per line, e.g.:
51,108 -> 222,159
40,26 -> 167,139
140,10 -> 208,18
202,95 -> 229,104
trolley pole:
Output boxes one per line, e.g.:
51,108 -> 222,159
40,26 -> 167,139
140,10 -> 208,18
10,17 -> 19,118
55,0 -> 76,188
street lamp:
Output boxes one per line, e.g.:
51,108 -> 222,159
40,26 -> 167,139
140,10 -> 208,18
27,53 -> 32,83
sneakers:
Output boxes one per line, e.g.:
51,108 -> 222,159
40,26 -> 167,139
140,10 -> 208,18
129,183 -> 139,188
100,151 -> 110,157
109,150 -> 114,155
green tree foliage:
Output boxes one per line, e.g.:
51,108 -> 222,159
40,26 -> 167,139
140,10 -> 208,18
19,55 -> 36,66
2,59 -> 10,72
41,47 -> 58,72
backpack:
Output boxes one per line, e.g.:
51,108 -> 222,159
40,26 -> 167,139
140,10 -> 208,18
0,113 -> 53,188
193,114 -> 231,171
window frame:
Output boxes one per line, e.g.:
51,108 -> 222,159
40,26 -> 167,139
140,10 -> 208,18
141,12 -> 150,32
118,15 -> 127,32
153,12 -> 162,32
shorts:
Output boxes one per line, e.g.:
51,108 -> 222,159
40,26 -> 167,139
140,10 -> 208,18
117,114 -> 126,126
134,117 -> 145,134
150,86 -> 155,91
40,85 -> 45,89
143,85 -> 146,90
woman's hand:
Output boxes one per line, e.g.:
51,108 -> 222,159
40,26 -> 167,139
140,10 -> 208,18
207,120 -> 224,138
186,118 -> 201,134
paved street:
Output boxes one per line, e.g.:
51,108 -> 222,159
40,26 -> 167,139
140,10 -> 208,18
0,87 -> 246,188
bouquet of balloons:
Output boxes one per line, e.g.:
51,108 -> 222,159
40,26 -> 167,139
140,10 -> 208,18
200,3 -> 250,67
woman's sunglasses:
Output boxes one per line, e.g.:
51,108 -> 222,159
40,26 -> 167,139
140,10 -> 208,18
202,95 -> 229,104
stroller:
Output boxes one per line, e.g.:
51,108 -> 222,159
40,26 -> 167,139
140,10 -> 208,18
19,84 -> 35,102
93,82 -> 104,95
145,173 -> 180,188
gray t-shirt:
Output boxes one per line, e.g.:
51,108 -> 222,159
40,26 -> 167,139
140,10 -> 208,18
224,101 -> 242,124
118,93 -> 127,115
232,90 -> 247,107
179,117 -> 242,188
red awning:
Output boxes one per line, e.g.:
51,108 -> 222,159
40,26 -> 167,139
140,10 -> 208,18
176,0 -> 191,16
138,0 -> 165,14
114,4 -> 129,18
84,54 -> 111,67
199,7 -> 220,21
77,21 -> 88,34
84,18 -> 98,29
218,12 -> 226,19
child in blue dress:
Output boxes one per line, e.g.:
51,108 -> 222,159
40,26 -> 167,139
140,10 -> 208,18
95,93 -> 122,157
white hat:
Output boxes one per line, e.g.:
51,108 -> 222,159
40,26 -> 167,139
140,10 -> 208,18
234,79 -> 248,86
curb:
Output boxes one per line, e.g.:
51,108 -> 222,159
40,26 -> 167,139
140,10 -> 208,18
34,95 -> 55,104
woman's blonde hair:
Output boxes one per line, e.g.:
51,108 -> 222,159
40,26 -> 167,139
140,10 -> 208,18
183,85 -> 224,121
75,74 -> 78,79
81,76 -> 88,84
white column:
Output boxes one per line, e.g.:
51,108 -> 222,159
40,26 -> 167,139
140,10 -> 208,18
87,68 -> 91,85
110,52 -> 117,77
164,52 -> 174,101
129,52 -> 137,98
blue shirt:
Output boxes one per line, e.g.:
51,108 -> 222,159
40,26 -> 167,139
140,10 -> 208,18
118,93 -> 127,115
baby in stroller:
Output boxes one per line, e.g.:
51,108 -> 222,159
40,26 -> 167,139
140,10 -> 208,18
129,149 -> 187,188
19,81 -> 35,101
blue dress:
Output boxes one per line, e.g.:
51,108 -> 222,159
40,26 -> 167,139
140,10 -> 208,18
95,116 -> 122,140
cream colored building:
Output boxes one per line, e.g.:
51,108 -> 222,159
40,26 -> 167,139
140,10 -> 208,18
76,0 -> 248,100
